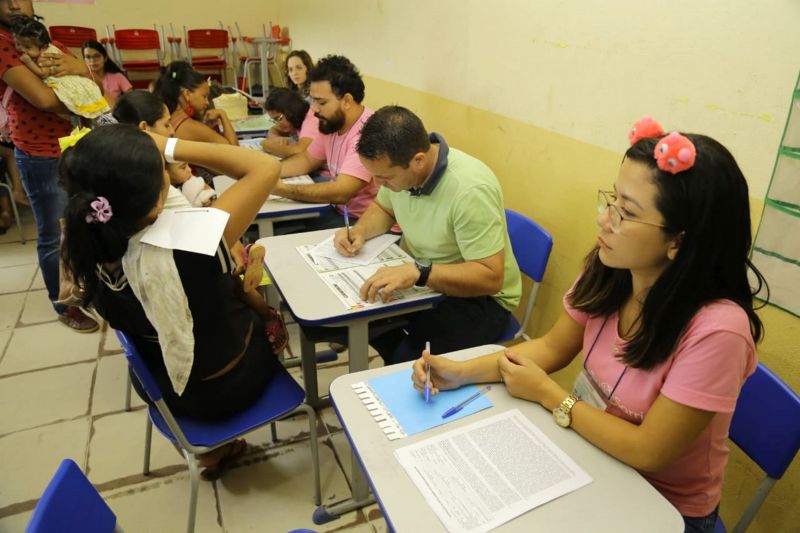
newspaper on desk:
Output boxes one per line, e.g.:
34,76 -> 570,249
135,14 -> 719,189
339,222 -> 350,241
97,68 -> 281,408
394,409 -> 592,533
298,235 -> 436,309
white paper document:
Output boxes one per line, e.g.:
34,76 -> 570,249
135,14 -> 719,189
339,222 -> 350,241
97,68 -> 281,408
141,208 -> 229,256
213,174 -> 315,201
309,233 -> 400,266
394,409 -> 592,533
297,241 -> 436,309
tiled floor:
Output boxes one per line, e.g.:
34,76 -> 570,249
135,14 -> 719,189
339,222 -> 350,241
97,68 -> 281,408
0,210 -> 387,532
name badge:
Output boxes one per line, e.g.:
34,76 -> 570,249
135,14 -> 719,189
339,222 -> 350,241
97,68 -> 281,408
572,370 -> 608,412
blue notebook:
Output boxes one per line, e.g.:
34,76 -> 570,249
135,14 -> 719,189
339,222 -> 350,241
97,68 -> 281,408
351,368 -> 493,440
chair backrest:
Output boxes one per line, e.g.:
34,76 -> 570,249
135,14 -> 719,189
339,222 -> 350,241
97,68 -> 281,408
186,28 -> 229,50
26,459 -> 117,533
113,28 -> 161,51
49,26 -> 97,48
505,209 -> 553,283
115,330 -> 164,403
730,363 -> 800,479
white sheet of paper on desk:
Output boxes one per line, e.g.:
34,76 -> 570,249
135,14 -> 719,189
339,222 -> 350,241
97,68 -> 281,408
268,175 -> 315,200
140,208 -> 229,256
310,233 -> 399,266
394,409 -> 592,533
238,137 -> 266,151
296,241 -> 435,309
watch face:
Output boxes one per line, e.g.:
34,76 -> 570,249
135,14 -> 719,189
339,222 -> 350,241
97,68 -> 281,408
554,408 -> 570,428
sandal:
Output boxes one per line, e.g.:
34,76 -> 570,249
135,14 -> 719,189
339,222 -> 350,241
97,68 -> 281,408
200,439 -> 247,481
242,243 -> 266,292
265,307 -> 289,353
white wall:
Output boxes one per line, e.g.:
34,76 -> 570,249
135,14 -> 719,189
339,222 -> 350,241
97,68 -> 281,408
275,0 -> 800,197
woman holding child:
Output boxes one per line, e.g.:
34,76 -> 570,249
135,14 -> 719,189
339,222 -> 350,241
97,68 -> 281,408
413,118 -> 767,533
0,0 -> 97,331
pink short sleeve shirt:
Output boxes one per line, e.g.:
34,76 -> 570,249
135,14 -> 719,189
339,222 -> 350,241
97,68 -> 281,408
306,107 -> 378,218
563,279 -> 756,517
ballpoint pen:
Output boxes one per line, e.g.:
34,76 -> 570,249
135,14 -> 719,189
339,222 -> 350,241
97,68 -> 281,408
343,205 -> 351,243
424,341 -> 431,404
441,385 -> 492,419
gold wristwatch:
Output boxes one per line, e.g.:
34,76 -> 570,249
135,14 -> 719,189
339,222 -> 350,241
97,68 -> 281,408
553,394 -> 580,428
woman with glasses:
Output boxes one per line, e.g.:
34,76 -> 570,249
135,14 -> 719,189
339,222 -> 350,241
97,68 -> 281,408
411,119 -> 767,533
82,40 -> 131,105
260,87 -> 317,159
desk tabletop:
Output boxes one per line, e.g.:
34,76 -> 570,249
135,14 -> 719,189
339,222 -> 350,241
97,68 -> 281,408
213,176 -> 329,218
259,229 -> 442,326
232,114 -> 273,134
330,345 -> 684,533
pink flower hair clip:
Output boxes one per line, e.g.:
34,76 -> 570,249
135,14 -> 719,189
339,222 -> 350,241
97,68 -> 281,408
628,116 -> 696,174
85,196 -> 113,224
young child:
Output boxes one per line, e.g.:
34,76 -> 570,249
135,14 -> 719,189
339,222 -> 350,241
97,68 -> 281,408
12,17 -> 109,119
166,161 -> 217,207
165,161 -> 288,352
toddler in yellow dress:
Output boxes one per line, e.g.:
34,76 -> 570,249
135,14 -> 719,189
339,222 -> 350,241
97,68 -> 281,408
12,17 -> 109,119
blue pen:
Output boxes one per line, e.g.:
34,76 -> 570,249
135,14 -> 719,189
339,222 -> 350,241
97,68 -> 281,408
424,341 -> 432,404
343,206 -> 351,242
441,385 -> 492,419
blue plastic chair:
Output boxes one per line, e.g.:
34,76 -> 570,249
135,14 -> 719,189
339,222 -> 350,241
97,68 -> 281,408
26,459 -> 119,533
115,330 -> 321,533
496,209 -> 553,342
715,363 -> 800,533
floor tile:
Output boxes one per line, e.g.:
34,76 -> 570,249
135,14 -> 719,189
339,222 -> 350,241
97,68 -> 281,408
363,503 -> 388,532
101,327 -> 124,355
29,267 -> 45,291
0,417 -> 89,509
87,409 -> 186,485
0,362 -> 94,436
103,473 -> 221,533
0,293 -> 25,331
0,263 -> 36,295
0,321 -> 100,376
0,241 -> 38,268
0,330 -> 10,359
0,209 -> 36,245
19,289 -> 56,326
91,353 -> 144,416
0,509 -> 32,531
217,438 -> 355,532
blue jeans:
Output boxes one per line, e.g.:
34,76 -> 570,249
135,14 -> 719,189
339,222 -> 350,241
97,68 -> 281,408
15,148 -> 67,315
683,506 -> 719,533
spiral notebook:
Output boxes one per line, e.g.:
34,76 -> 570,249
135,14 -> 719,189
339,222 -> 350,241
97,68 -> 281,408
351,368 -> 493,441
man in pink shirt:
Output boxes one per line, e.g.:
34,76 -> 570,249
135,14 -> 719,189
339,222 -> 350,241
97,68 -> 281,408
273,55 -> 378,230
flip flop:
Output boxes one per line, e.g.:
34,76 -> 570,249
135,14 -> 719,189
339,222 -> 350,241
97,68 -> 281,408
200,439 -> 247,481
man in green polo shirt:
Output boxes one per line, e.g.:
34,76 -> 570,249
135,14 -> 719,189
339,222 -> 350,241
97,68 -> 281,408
333,105 -> 521,364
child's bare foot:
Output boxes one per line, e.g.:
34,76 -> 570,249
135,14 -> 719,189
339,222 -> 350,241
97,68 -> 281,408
243,244 -> 266,292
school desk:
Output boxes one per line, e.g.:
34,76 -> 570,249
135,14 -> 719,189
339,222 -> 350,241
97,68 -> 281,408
213,175 -> 329,238
328,344 -> 685,532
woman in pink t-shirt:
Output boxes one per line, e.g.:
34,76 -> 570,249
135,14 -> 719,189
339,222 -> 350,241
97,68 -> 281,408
81,40 -> 131,105
412,119 -> 767,532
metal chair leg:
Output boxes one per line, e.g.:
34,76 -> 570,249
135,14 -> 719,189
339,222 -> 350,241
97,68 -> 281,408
124,373 -> 132,411
299,404 -> 322,505
184,450 -> 199,533
270,421 -> 278,443
143,415 -> 152,475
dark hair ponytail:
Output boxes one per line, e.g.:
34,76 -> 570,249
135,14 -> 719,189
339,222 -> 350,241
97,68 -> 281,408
153,61 -> 206,113
60,125 -> 164,304
113,90 -> 166,126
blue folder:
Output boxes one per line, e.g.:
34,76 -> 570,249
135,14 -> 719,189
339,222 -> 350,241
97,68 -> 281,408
366,368 -> 493,436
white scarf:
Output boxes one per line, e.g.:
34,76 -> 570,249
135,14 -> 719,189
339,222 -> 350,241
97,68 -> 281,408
122,229 -> 195,396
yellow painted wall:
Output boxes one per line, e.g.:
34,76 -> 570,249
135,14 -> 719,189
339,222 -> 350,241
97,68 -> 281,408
273,1 -> 799,531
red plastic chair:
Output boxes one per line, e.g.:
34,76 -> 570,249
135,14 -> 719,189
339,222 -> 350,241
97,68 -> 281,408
49,26 -> 97,48
112,26 -> 164,89
183,27 -> 233,84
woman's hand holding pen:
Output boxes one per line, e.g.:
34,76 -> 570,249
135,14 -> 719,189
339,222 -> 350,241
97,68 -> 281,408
412,350 -> 464,396
498,349 -> 565,410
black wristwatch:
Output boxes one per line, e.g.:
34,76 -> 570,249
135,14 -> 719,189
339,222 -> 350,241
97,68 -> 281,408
414,258 -> 432,287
